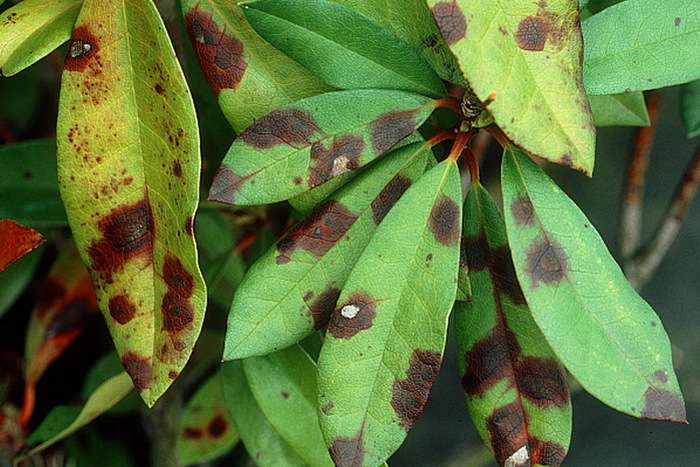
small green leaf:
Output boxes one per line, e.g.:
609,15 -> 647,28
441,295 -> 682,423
680,80 -> 700,138
241,0 -> 446,97
224,142 -> 430,360
429,0 -> 596,174
456,183 -> 571,467
209,89 -> 437,205
244,345 -> 333,466
588,92 -> 650,127
180,0 -> 329,133
501,147 -> 686,423
583,0 -> 700,95
0,244 -> 43,318
81,352 -> 141,415
57,0 -> 207,406
175,372 -> 238,466
221,361 -> 306,467
0,0 -> 81,76
317,159 -> 461,466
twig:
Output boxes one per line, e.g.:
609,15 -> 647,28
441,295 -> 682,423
620,92 -> 661,261
143,385 -> 183,467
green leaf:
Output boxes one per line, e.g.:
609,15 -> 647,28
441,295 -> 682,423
588,92 -> 650,127
175,372 -> 238,466
456,183 -> 571,467
241,0 -> 446,97
224,142 -> 430,360
0,244 -> 43,318
583,0 -> 700,95
56,0 -> 207,407
208,89 -> 437,205
0,0 -> 81,76
0,140 -> 67,228
221,361 -> 306,467
317,159 -> 462,466
680,80 -> 700,138
81,352 -> 141,415
428,0 -> 596,174
244,345 -> 333,466
180,0 -> 329,133
0,61 -> 45,132
501,147 -> 686,423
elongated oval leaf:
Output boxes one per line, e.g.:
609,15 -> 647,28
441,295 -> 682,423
583,0 -> 700,95
429,0 -> 596,174
501,147 -> 686,422
0,0 -> 81,76
180,0 -> 328,133
588,92 -> 650,127
242,0 -> 445,97
0,219 -> 43,273
457,183 -> 571,467
680,79 -> 700,139
317,159 -> 462,466
56,0 -> 206,407
208,89 -> 437,205
244,346 -> 332,466
224,142 -> 430,359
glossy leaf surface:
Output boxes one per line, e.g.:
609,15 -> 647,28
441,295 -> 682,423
317,159 -> 462,466
588,92 -> 650,127
242,0 -> 445,97
209,89 -> 436,205
57,0 -> 206,406
224,142 -> 430,359
501,147 -> 686,422
0,220 -> 43,273
681,80 -> 700,138
429,0 -> 595,174
456,183 -> 571,467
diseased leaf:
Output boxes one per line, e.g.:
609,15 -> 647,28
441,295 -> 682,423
221,361 -> 306,467
456,183 -> 571,467
224,142 -> 430,359
501,147 -> 686,422
588,92 -> 650,127
429,0 -> 596,174
0,244 -> 43,319
680,80 -> 700,138
208,89 -> 437,205
242,0 -> 446,97
56,0 -> 207,406
583,0 -> 700,95
317,159 -> 461,466
0,140 -> 68,228
175,372 -> 238,466
180,0 -> 329,133
244,345 -> 333,466
0,0 -> 81,76
0,219 -> 43,273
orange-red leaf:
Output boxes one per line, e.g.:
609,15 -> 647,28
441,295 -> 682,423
0,219 -> 43,273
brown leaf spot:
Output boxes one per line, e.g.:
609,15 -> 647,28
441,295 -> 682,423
431,1 -> 467,45
305,287 -> 341,329
109,294 -> 137,325
511,196 -> 534,226
321,401 -> 334,415
490,247 -> 527,305
183,427 -> 203,439
516,16 -> 548,51
208,415 -> 228,438
64,26 -> 99,72
525,238 -> 568,287
240,108 -> 320,149
154,83 -> 165,95
462,327 -> 519,396
185,7 -> 247,94
161,254 -> 195,333
486,403 -> 528,465
329,429 -> 364,467
208,165 -> 250,204
371,175 -> 412,224
530,438 -> 567,467
391,350 -> 442,430
168,370 -> 178,380
184,216 -> 194,236
328,292 -> 377,339
515,357 -> 569,408
276,201 -> 358,263
371,110 -> 417,155
88,198 -> 154,283
461,233 -> 489,272
429,196 -> 460,245
172,160 -> 183,178
309,135 -> 364,187
641,386 -> 687,423
653,369 -> 669,384
121,352 -> 152,390
675,17 -> 682,26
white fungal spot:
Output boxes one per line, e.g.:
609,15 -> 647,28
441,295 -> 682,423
505,445 -> 529,467
196,33 -> 205,44
340,304 -> 360,319
69,40 -> 92,59
331,156 -> 351,177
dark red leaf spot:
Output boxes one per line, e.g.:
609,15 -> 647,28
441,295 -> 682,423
64,26 -> 99,72
371,110 -> 417,155
172,160 -> 183,178
184,216 -> 194,236
653,369 -> 668,383
515,357 -> 569,408
305,287 -> 341,330
168,370 -> 178,380
530,438 -> 567,467
559,153 -> 574,168
511,196 -> 534,226
161,254 -> 195,333
516,16 -> 548,51
462,327 -> 519,396
183,427 -> 203,439
88,198 -> 154,283
461,233 -> 489,272
208,165 -> 250,204
109,294 -> 136,325
185,7 -> 247,94
208,415 -> 228,438
154,83 -> 165,95
329,429 -> 364,467
525,238 -> 568,287
391,350 -> 442,431
641,386 -> 687,423
309,135 -> 364,187
431,1 -> 467,45
490,247 -> 527,305
371,175 -> 412,224
486,403 -> 528,465
240,108 -> 320,149
429,196 -> 460,245
276,201 -> 358,263
121,352 -> 152,390
328,292 -> 377,339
